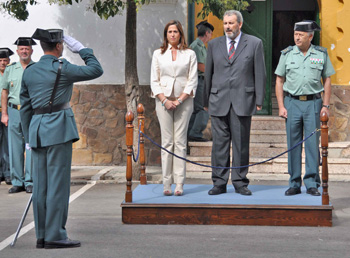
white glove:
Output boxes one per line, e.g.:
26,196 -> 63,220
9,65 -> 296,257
25,143 -> 31,150
63,35 -> 85,53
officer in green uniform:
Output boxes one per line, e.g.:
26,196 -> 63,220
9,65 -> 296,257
1,38 -> 36,193
0,48 -> 13,185
20,28 -> 103,249
275,21 -> 335,196
187,20 -> 214,142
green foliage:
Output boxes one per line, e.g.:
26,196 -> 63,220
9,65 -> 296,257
190,0 -> 250,20
1,0 -> 38,21
2,0 -> 154,21
1,0 -> 249,22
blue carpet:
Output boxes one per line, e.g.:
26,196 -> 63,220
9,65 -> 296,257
130,184 -> 329,206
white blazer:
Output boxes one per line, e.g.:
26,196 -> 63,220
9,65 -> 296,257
150,45 -> 198,98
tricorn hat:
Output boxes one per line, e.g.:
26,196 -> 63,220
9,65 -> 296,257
0,48 -> 14,58
32,29 -> 64,43
196,20 -> 214,32
13,37 -> 37,46
294,21 -> 321,32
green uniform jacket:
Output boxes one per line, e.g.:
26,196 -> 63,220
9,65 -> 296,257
275,44 -> 335,95
0,74 -> 4,107
20,48 -> 103,148
1,61 -> 35,105
190,38 -> 207,77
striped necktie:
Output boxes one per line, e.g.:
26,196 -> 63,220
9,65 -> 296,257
228,40 -> 236,61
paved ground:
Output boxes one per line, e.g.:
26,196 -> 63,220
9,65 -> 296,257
0,166 -> 349,258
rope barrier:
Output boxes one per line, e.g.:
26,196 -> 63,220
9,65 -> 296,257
131,122 -> 141,162
139,127 -> 320,170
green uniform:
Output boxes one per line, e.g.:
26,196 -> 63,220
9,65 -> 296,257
188,38 -> 209,139
20,48 -> 103,242
275,44 -> 335,189
0,74 -> 10,180
190,38 -> 207,76
0,61 -> 34,188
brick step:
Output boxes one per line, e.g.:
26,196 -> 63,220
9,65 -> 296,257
188,141 -> 350,159
189,142 -> 287,158
139,166 -> 350,182
250,130 -> 287,143
202,115 -> 285,141
251,115 -> 285,130
185,156 -> 350,176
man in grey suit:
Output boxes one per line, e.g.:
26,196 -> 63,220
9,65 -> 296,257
205,10 -> 266,195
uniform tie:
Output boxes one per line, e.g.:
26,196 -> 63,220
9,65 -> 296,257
228,40 -> 236,61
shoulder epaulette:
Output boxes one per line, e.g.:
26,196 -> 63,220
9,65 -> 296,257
7,62 -> 16,67
314,45 -> 327,53
281,46 -> 293,55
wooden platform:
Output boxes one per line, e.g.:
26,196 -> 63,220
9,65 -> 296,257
121,184 -> 333,227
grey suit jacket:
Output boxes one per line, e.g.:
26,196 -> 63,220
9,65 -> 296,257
204,33 -> 266,117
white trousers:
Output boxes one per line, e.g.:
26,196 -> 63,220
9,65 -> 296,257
155,98 -> 193,185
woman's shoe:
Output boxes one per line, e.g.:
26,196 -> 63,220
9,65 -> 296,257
163,184 -> 172,196
174,184 -> 183,196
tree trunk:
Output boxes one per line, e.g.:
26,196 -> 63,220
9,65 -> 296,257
125,0 -> 140,180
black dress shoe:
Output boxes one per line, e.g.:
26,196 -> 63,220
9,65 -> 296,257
8,186 -> 25,194
25,185 -> 33,193
5,177 -> 12,185
208,186 -> 226,195
235,186 -> 252,196
45,238 -> 81,249
285,187 -> 301,196
306,187 -> 321,196
36,238 -> 45,249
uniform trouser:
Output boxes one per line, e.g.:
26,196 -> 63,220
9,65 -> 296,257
284,96 -> 322,189
211,105 -> 251,189
155,97 -> 193,186
0,112 -> 10,178
8,107 -> 32,187
188,77 -> 209,138
32,141 -> 72,242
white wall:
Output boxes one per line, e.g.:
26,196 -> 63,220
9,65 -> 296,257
0,0 -> 188,84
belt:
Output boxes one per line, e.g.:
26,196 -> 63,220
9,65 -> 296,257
34,102 -> 71,115
198,75 -> 204,79
286,93 -> 321,101
8,102 -> 21,110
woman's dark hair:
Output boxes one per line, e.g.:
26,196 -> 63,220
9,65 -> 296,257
160,20 -> 187,54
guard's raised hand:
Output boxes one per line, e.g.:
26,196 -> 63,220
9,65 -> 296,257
63,35 -> 85,53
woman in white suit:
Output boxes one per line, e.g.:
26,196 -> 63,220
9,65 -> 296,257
151,20 -> 198,196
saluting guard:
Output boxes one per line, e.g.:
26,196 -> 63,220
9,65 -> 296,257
20,29 -> 103,249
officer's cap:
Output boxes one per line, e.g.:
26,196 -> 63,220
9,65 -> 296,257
32,29 -> 64,43
13,37 -> 37,46
196,20 -> 214,32
294,21 -> 321,32
0,48 -> 14,58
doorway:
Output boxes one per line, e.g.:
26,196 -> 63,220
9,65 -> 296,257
271,0 -> 319,115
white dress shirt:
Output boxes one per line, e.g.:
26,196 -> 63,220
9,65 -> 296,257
226,31 -> 242,54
